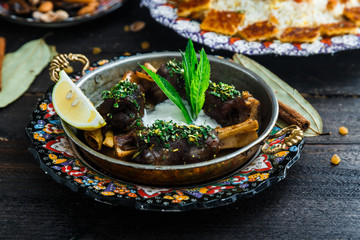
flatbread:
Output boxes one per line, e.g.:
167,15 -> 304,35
200,9 -> 245,35
320,21 -> 358,37
177,0 -> 211,18
239,21 -> 279,41
344,7 -> 360,26
280,27 -> 320,43
172,0 -> 360,42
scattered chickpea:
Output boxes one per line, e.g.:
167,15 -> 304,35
92,47 -> 102,55
339,126 -> 348,135
331,154 -> 341,165
124,25 -> 130,32
141,41 -> 150,50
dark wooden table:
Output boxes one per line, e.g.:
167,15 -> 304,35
1,0 -> 359,239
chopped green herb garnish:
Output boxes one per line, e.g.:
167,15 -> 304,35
138,120 -> 214,148
102,80 -> 138,100
166,60 -> 184,76
208,81 -> 241,101
102,80 -> 142,110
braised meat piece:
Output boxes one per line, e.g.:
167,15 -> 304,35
97,81 -> 145,132
113,130 -> 138,160
158,60 -> 186,97
144,60 -> 186,105
114,130 -> 137,151
203,81 -> 260,127
133,120 -> 220,165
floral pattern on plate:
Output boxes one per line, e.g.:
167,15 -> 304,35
25,56 -> 304,211
141,0 -> 360,56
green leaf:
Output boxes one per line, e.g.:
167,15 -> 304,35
233,53 -> 323,137
0,38 -> 57,108
191,48 -> 210,118
141,65 -> 193,124
181,39 -> 198,114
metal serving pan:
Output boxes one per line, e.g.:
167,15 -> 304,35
59,52 -> 279,187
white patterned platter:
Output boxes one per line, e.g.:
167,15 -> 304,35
141,0 -> 360,56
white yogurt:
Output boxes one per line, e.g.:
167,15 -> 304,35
142,99 -> 220,128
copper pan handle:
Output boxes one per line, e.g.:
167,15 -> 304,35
261,125 -> 304,155
49,53 -> 90,82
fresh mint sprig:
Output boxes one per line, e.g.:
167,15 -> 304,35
141,38 -> 211,123
140,65 -> 193,124
189,48 -> 210,118
181,39 -> 198,116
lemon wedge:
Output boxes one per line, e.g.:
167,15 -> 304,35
52,70 -> 106,131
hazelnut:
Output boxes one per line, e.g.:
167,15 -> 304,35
77,2 -> 98,16
38,1 -> 53,13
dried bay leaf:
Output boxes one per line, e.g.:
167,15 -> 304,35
0,38 -> 57,108
233,54 -> 323,137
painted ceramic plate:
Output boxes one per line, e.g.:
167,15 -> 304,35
0,0 -> 126,27
141,0 -> 360,56
25,56 -> 304,211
